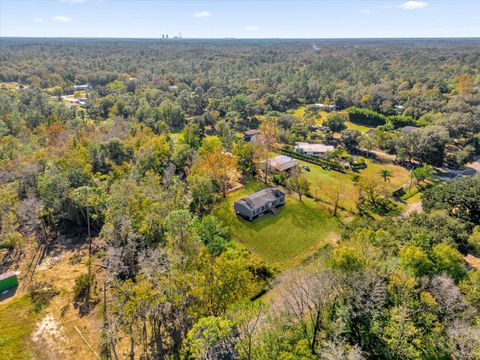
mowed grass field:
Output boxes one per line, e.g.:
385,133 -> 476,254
298,158 -> 411,212
0,296 -> 40,360
292,106 -> 376,134
213,180 -> 340,268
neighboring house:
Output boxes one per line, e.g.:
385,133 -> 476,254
74,84 -> 90,91
314,125 -> 329,133
294,142 -> 335,157
234,187 -> 285,221
401,126 -> 418,134
244,129 -> 260,142
314,103 -> 336,112
261,155 -> 299,173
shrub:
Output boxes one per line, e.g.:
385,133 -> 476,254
0,232 -> 22,250
28,281 -> 59,312
272,174 -> 286,186
74,273 -> 95,304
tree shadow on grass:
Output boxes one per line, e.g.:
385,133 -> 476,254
0,285 -> 18,303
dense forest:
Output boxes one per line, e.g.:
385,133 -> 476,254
0,38 -> 479,360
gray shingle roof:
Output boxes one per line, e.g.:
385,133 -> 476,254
237,188 -> 284,210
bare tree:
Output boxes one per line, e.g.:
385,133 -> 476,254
282,270 -> 341,354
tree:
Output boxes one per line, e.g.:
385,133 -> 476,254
257,121 -> 278,183
194,141 -> 239,198
159,100 -> 185,129
188,174 -> 219,216
286,170 -> 310,202
185,316 -> 237,360
341,129 -> 362,152
422,175 -> 480,225
323,111 -> 347,133
234,141 -> 259,177
183,122 -> 204,149
134,135 -> 170,178
72,185 -> 104,301
455,74 -> 474,95
379,168 -> 392,183
410,164 -> 434,188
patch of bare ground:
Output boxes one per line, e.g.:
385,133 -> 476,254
3,234 -> 105,360
32,313 -> 68,360
464,254 -> 480,270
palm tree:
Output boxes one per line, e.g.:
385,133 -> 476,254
379,168 -> 392,183
379,168 -> 393,195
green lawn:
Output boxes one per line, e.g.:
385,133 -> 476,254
214,180 -> 340,268
298,157 -> 410,212
0,296 -> 39,360
345,121 -> 375,132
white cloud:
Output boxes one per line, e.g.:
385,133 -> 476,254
399,1 -> 428,10
245,25 -> 260,32
191,11 -> 211,18
51,16 -> 73,23
33,17 -> 45,23
361,9 -> 372,14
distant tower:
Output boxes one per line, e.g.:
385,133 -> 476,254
179,32 -> 182,39
162,34 -> 165,39
166,34 -> 169,39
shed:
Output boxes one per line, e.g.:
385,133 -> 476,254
244,129 -> 260,142
0,272 -> 18,292
261,155 -> 299,173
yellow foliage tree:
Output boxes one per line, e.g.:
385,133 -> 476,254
194,146 -> 239,198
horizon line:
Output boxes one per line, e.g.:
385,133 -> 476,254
1,36 -> 480,40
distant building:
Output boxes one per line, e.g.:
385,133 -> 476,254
394,105 -> 405,111
294,142 -> 335,157
234,188 -> 285,221
244,129 -> 260,142
314,103 -> 336,112
261,155 -> 299,173
401,126 -> 418,134
74,84 -> 90,91
314,125 -> 329,133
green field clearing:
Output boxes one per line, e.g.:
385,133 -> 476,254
345,121 -> 375,132
298,157 -> 410,212
0,296 -> 39,360
213,180 -> 340,268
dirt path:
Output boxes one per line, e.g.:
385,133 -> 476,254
403,200 -> 422,217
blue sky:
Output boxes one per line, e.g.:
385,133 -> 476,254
1,0 -> 479,38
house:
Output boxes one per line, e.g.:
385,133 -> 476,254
401,126 -> 418,134
234,188 -> 285,221
314,103 -> 336,112
74,84 -> 90,91
314,125 -> 329,133
244,129 -> 260,142
261,155 -> 299,173
294,142 -> 335,157
0,272 -> 18,293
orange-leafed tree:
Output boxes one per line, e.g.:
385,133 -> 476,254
194,141 -> 239,198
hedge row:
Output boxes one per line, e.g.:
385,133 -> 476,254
347,106 -> 418,129
278,147 -> 345,172
347,106 -> 387,126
